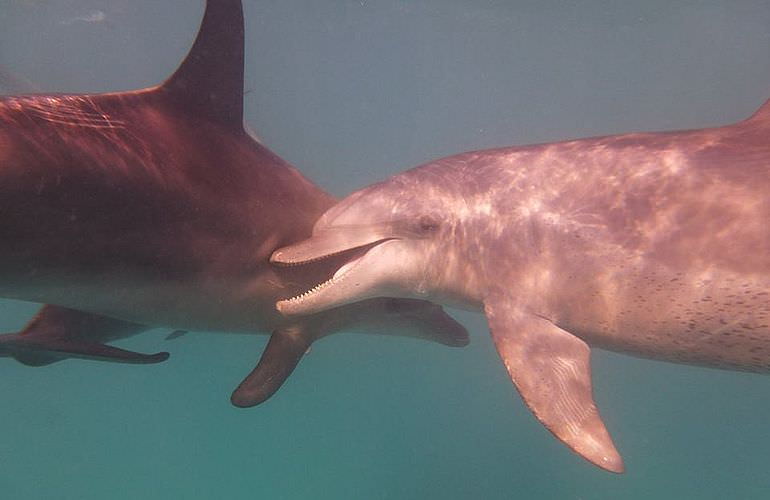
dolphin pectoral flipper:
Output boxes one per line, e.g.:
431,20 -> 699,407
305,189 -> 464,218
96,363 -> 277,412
0,305 -> 168,365
0,334 -> 169,364
230,325 -> 312,408
484,296 -> 624,473
165,330 -> 188,341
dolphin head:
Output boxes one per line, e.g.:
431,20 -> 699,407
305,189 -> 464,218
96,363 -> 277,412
272,168 -> 482,316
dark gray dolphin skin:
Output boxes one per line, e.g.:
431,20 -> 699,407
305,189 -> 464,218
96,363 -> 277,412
0,0 -> 468,406
273,95 -> 770,471
0,305 -> 157,366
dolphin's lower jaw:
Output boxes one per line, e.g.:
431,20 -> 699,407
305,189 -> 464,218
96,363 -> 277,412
273,239 -> 394,316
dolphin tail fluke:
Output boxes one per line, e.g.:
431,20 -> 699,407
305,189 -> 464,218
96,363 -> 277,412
230,326 -> 311,408
0,333 -> 169,365
484,295 -> 624,473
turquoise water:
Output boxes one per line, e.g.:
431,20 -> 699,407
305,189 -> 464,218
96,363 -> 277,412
2,1 -> 770,498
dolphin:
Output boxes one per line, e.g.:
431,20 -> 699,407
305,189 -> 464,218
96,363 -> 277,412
272,95 -> 770,472
0,60 -> 158,371
0,0 -> 468,406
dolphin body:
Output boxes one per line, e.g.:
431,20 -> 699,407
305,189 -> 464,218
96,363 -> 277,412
0,0 -> 468,406
273,95 -> 770,471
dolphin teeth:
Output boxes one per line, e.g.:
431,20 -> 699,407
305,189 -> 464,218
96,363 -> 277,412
283,275 -> 338,303
277,240 -> 378,305
273,249 -> 350,267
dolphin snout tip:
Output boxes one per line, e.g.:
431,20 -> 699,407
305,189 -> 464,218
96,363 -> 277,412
269,249 -> 283,264
270,246 -> 303,266
275,299 -> 302,317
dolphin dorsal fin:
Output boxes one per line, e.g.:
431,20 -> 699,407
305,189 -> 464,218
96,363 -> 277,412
158,0 -> 244,130
743,97 -> 770,124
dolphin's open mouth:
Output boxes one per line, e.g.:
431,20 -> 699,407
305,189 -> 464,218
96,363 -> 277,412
272,235 -> 395,314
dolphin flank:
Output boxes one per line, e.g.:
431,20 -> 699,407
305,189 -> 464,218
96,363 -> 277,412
273,93 -> 770,472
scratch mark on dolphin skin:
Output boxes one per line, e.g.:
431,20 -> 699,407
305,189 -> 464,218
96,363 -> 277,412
25,97 -> 126,130
61,10 -> 108,25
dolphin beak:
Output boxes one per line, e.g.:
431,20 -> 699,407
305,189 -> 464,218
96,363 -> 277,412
271,226 -> 392,266
272,226 -> 406,316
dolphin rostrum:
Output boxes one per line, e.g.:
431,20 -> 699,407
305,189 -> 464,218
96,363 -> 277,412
0,0 -> 468,405
273,94 -> 770,472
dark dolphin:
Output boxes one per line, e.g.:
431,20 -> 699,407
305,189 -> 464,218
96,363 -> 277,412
273,94 -> 770,471
0,0 -> 468,406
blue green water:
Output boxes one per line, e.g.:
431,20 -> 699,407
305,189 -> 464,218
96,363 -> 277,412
2,1 -> 770,498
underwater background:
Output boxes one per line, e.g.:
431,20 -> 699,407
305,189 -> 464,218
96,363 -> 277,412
1,1 -> 770,498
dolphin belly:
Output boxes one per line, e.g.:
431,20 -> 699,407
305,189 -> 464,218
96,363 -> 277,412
0,277 -> 277,334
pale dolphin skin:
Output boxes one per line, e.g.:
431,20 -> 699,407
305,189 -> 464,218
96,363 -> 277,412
0,0 -> 468,405
273,96 -> 770,472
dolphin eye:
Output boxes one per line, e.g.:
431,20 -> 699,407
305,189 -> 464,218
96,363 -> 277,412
417,215 -> 441,233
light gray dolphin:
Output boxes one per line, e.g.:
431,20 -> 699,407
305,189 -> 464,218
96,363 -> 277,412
273,97 -> 770,472
0,0 -> 468,405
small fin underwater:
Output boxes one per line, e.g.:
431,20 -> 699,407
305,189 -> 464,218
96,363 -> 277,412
1,1 -> 770,499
